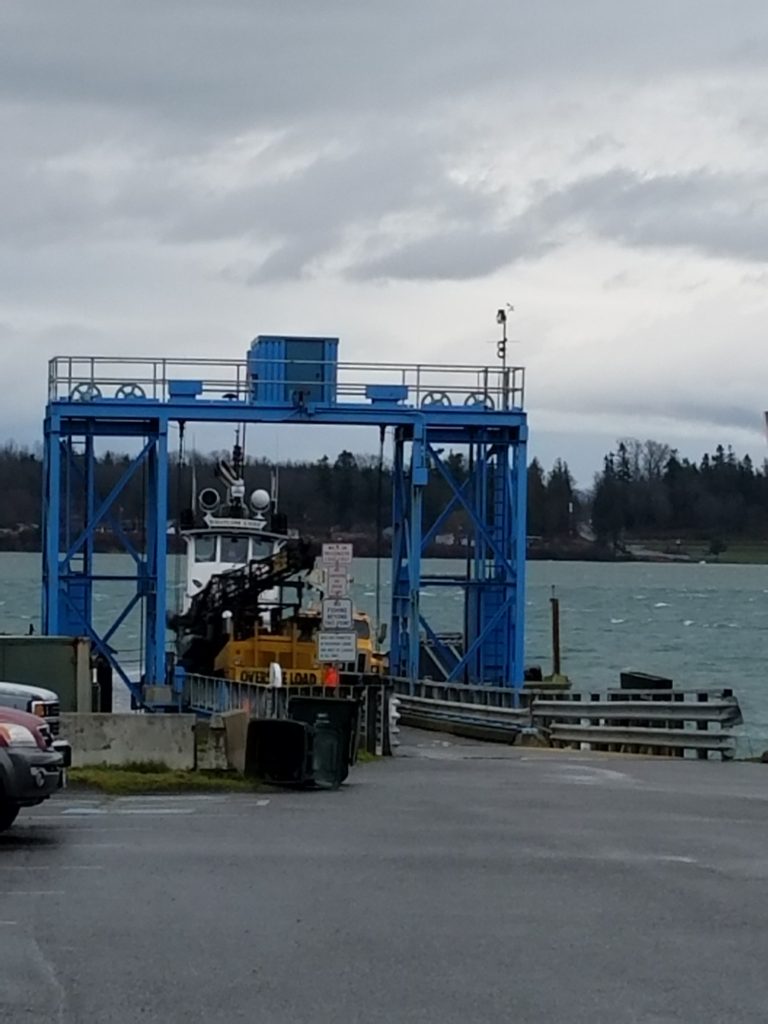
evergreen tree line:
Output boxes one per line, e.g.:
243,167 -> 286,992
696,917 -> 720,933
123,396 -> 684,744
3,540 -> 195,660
0,438 -> 765,550
589,439 -> 768,546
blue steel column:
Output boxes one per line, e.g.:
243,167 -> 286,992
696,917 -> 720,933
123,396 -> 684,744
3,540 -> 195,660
511,425 -> 528,685
407,425 -> 427,682
470,437 -> 488,680
143,421 -> 169,685
389,428 -> 408,679
494,443 -> 510,681
81,431 -> 96,633
42,414 -> 61,633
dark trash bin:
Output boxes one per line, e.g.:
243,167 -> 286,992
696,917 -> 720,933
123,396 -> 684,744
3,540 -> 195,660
245,718 -> 313,785
310,714 -> 347,789
288,697 -> 360,765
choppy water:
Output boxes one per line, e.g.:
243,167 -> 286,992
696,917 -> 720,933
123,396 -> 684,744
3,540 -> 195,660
3,554 -> 767,752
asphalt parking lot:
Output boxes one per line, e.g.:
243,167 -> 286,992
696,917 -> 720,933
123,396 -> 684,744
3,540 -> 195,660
2,730 -> 768,1023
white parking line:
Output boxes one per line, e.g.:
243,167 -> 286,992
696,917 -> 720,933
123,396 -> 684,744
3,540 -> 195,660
115,808 -> 195,815
0,891 -> 64,896
112,795 -> 221,802
16,823 -> 159,831
61,807 -> 195,816
0,866 -> 103,871
66,842 -> 123,848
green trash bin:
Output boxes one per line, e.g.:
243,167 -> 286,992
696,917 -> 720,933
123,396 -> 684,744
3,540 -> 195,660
311,714 -> 347,789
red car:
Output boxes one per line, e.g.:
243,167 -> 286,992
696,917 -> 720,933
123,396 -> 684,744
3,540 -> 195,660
0,706 -> 69,832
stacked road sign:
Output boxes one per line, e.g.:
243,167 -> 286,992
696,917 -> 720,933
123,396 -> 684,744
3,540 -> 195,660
317,543 -> 356,664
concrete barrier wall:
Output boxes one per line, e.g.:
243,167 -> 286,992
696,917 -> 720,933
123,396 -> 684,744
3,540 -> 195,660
221,710 -> 248,774
60,713 -> 197,769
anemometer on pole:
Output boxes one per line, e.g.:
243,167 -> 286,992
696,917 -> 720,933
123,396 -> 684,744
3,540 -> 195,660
496,304 -> 514,409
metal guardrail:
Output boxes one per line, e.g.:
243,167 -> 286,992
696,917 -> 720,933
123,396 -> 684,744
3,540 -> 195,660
184,674 -> 393,756
182,674 -> 742,760
48,355 -> 525,410
393,682 -> 743,760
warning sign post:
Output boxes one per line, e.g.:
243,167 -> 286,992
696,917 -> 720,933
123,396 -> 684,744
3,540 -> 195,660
317,543 -> 356,665
321,598 -> 353,630
317,631 -> 357,664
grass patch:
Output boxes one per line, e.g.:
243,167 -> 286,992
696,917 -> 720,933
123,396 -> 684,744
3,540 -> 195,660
68,764 -> 262,795
356,750 -> 379,763
630,538 -> 768,564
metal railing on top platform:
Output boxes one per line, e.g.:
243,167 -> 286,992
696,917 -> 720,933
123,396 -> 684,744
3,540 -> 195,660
48,355 -> 525,410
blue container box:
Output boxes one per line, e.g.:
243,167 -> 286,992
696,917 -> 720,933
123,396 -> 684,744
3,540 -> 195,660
247,336 -> 339,405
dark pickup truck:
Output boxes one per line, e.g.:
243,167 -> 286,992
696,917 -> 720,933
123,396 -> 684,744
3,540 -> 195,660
0,705 -> 68,831
0,679 -> 63,735
0,679 -> 71,764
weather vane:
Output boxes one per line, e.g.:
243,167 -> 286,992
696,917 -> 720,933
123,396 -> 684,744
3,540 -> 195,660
495,303 -> 514,368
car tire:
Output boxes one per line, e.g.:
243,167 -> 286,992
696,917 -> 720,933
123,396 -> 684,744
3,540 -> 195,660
0,802 -> 20,832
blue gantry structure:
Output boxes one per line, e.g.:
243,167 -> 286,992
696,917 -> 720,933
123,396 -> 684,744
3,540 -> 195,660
42,337 -> 527,706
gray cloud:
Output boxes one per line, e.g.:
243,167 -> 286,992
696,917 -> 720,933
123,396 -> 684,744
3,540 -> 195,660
351,225 -> 553,281
4,153 -> 768,282
0,2 -> 766,282
534,168 -> 768,264
2,1 -> 765,138
160,130 -> 497,242
347,166 -> 768,281
0,0 -> 767,474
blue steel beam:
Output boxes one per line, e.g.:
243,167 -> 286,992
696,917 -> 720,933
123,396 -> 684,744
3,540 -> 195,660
389,428 -> 410,679
49,398 -> 525,432
144,422 -> 169,686
62,438 -> 154,563
407,426 -> 426,682
428,444 -> 515,574
446,596 -> 515,683
41,413 -> 61,634
59,439 -> 143,566
512,427 -> 528,685
420,476 -> 471,551
43,417 -> 165,698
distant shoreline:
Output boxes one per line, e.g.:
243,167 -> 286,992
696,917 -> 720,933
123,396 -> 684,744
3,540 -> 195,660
3,539 -> 768,564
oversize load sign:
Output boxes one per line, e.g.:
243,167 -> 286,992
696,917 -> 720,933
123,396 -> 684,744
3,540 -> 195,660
322,597 -> 353,630
317,631 -> 357,663
321,542 -> 353,565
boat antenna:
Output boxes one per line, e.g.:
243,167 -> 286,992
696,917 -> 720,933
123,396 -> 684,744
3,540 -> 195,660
232,425 -> 243,480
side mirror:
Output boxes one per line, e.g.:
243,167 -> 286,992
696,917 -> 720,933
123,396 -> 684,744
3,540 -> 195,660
377,623 -> 388,645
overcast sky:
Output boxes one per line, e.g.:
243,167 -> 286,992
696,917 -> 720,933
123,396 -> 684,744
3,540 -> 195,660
2,0 -> 768,484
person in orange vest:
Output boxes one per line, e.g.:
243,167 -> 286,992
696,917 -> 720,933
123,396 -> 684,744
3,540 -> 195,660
323,663 -> 340,687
